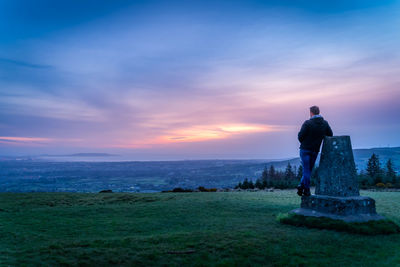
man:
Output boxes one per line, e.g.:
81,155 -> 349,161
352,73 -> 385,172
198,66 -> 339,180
297,106 -> 333,196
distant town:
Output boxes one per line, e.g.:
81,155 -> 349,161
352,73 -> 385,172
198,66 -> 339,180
0,147 -> 398,192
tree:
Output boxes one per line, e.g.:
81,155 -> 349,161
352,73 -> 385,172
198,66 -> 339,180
385,159 -> 396,184
268,165 -> 276,180
242,178 -> 249,189
358,170 -> 371,188
261,167 -> 269,188
285,163 -> 295,180
235,182 -> 242,189
248,179 -> 255,189
367,153 -> 381,177
366,153 -> 382,184
255,178 -> 263,189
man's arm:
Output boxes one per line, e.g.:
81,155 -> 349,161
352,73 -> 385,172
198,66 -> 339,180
298,121 -> 308,142
326,122 -> 333,137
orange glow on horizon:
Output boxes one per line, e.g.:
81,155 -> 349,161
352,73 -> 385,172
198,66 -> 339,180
160,124 -> 277,143
0,124 -> 291,149
114,123 -> 291,148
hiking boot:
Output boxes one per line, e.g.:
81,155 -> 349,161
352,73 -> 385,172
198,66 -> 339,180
296,184 -> 304,196
303,188 -> 311,197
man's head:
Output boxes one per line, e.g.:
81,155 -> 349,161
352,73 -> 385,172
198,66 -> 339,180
309,106 -> 320,117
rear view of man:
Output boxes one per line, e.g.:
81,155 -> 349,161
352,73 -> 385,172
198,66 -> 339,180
297,106 -> 333,196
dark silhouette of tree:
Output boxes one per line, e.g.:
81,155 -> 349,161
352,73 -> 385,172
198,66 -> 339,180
367,153 -> 382,184
285,163 -> 295,180
233,162 -> 331,190
261,167 -> 269,188
248,180 -> 255,189
385,159 -> 396,184
235,182 -> 242,189
367,153 -> 381,177
233,156 -> 398,190
242,178 -> 250,189
255,178 -> 262,189
358,170 -> 371,189
268,165 -> 276,180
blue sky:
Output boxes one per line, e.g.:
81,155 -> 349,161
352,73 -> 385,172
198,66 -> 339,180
1,0 -> 400,159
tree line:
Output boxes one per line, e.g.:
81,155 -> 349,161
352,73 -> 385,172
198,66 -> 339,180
235,163 -> 305,189
235,153 -> 399,190
359,153 -> 398,188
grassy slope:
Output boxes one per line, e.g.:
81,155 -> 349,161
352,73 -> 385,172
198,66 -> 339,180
0,191 -> 400,266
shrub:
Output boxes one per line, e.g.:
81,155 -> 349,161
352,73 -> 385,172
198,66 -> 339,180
376,183 -> 385,188
172,187 -> 193,192
197,186 -> 217,192
198,186 -> 207,192
99,189 -> 113,193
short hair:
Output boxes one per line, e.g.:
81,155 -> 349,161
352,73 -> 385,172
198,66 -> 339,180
310,105 -> 320,115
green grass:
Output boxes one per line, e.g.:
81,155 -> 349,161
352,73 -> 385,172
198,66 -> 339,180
1,190 -> 400,266
278,213 -> 400,235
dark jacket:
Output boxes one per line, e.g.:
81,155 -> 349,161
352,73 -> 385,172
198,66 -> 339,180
298,116 -> 333,152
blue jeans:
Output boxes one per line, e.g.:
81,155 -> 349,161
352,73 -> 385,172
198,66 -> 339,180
300,149 -> 318,189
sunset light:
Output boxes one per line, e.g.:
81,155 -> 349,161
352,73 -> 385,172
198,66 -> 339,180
159,124 -> 284,143
1,0 -> 399,159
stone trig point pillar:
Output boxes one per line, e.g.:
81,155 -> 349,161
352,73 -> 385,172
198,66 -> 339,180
291,136 -> 384,222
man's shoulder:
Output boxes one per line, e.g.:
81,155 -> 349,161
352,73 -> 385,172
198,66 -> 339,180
311,117 -> 329,123
309,117 -> 330,127
322,118 -> 331,125
302,117 -> 330,127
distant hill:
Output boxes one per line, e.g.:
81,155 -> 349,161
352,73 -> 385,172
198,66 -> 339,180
48,153 -> 117,157
352,147 -> 400,171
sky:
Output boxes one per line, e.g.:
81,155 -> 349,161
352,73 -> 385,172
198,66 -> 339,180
1,0 -> 400,160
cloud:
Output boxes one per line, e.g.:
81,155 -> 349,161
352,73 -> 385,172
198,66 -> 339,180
0,93 -> 105,121
0,57 -> 53,69
0,1 -> 400,156
0,136 -> 51,142
142,124 -> 290,146
0,136 -> 83,146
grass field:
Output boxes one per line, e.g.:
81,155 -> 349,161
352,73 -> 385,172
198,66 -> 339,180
1,190 -> 400,266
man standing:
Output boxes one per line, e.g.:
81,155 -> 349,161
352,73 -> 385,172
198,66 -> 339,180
297,106 -> 333,196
